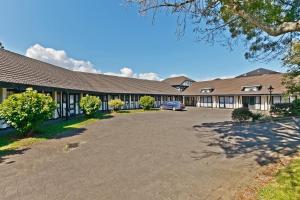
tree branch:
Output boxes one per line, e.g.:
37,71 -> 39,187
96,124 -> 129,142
227,2 -> 300,36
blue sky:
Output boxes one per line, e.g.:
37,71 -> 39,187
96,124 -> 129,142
0,0 -> 284,80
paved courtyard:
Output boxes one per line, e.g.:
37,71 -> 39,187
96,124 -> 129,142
1,108 -> 299,200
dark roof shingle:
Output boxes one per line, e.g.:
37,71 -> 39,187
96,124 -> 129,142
0,50 -> 179,95
183,73 -> 285,95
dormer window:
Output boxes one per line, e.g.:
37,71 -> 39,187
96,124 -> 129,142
182,81 -> 193,86
200,88 -> 214,93
241,85 -> 262,92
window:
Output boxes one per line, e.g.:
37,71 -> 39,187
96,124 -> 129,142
200,96 -> 212,107
272,96 -> 281,104
241,85 -> 262,92
200,88 -> 214,93
219,96 -> 234,108
7,89 -> 18,97
182,81 -> 192,86
135,95 -> 139,102
272,96 -> 291,104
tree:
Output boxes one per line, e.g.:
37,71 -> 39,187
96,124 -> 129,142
282,41 -> 300,95
139,96 -> 155,110
0,42 -> 4,49
80,95 -> 101,117
129,0 -> 300,61
0,88 -> 56,136
108,99 -> 125,111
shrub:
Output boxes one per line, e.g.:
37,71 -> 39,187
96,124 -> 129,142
270,103 -> 293,116
231,107 -> 253,122
80,95 -> 101,117
0,88 -> 56,136
139,96 -> 155,110
291,99 -> 300,116
108,99 -> 124,111
251,113 -> 263,121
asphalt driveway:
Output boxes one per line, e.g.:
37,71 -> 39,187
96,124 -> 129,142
1,108 -> 299,200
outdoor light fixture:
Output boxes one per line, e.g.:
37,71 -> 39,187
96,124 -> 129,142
268,85 -> 274,105
268,85 -> 274,93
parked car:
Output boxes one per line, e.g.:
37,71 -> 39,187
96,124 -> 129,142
160,101 -> 185,111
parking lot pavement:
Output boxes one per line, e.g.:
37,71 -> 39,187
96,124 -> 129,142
1,107 -> 299,200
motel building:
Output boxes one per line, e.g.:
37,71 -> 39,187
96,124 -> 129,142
0,49 -> 297,128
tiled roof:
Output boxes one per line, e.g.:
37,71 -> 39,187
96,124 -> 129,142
0,49 -> 180,95
162,76 -> 195,86
182,73 -> 285,96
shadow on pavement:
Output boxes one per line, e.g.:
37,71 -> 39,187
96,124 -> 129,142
0,111 -> 113,164
0,148 -> 30,164
193,118 -> 300,166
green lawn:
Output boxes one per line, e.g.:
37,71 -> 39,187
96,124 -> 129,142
258,158 -> 300,200
0,109 -> 153,157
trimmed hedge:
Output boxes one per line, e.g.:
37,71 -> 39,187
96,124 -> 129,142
270,103 -> 293,116
139,96 -> 155,110
292,99 -> 300,116
80,95 -> 101,117
231,107 -> 253,122
108,99 -> 124,111
0,88 -> 56,136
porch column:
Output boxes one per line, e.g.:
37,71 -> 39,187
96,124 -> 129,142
66,91 -> 69,120
196,96 -> 201,107
129,94 -> 132,109
0,88 -> 7,103
52,91 -> 59,119
183,96 -> 185,105
80,93 -> 84,114
0,88 -> 8,128
108,94 -> 111,110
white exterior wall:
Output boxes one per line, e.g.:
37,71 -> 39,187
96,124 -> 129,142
196,96 -> 200,107
193,95 -> 282,111
234,96 -> 240,108
212,96 -> 219,108
0,88 -> 8,128
260,95 -> 268,111
52,91 -> 59,119
80,93 -> 84,114
0,87 -> 7,103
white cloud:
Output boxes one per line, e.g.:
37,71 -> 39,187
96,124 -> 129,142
200,76 -> 234,81
138,72 -> 160,81
169,73 -> 188,78
104,67 -> 134,77
25,44 -> 100,73
105,67 -> 160,81
25,44 -> 161,80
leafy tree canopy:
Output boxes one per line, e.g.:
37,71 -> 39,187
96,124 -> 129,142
282,42 -> 300,95
129,0 -> 300,61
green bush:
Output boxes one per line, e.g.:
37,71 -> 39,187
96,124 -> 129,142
80,95 -> 101,117
251,113 -> 263,121
139,96 -> 155,110
231,107 -> 253,122
108,99 -> 124,111
291,99 -> 300,116
270,103 -> 293,116
0,88 -> 56,136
